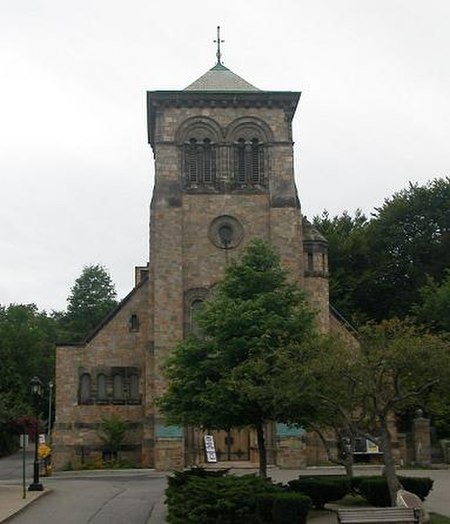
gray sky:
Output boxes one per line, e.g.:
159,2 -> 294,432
1,0 -> 449,312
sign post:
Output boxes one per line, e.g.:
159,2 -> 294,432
20,434 -> 29,499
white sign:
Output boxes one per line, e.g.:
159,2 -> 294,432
204,434 -> 217,463
39,434 -> 46,444
20,434 -> 29,448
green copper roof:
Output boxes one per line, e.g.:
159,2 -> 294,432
184,63 -> 260,92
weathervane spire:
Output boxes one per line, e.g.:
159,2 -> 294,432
214,26 -> 224,65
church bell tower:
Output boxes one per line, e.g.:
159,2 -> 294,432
145,33 -> 329,469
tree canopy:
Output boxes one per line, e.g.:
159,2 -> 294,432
64,264 -> 118,341
158,239 -> 320,477
315,177 -> 450,324
298,319 -> 450,503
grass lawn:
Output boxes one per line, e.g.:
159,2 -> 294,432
430,514 -> 450,524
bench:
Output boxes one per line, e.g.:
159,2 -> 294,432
337,507 -> 419,524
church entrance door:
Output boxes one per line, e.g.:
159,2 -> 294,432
211,428 -> 250,461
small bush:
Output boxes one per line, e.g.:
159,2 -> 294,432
353,476 -> 434,506
287,476 -> 350,509
271,493 -> 312,524
166,472 -> 280,524
357,477 -> 391,507
256,493 -> 278,523
399,476 -> 434,501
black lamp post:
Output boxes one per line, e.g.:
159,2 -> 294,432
28,376 -> 44,491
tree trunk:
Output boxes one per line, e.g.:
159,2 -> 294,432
255,422 -> 267,478
379,418 -> 400,506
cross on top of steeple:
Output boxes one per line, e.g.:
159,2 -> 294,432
214,26 -> 224,65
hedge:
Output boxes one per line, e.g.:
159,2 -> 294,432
166,471 -> 281,524
287,476 -> 351,509
353,476 -> 434,507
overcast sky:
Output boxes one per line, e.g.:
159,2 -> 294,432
1,0 -> 449,312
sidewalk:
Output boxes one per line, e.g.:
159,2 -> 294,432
0,485 -> 49,523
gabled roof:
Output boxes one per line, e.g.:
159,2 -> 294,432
184,63 -> 260,92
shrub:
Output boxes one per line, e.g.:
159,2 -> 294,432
287,476 -> 350,509
399,477 -> 434,501
256,493 -> 278,523
356,477 -> 391,507
271,493 -> 312,524
166,472 -> 280,524
353,476 -> 434,506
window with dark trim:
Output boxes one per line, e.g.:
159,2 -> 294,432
97,373 -> 107,400
128,314 -> 139,332
113,375 -> 124,400
234,138 -> 264,186
129,374 -> 139,399
184,138 -> 216,187
79,373 -> 91,404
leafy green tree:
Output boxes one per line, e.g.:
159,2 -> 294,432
313,210 -> 370,324
159,239 -> 319,478
297,320 -> 450,504
64,264 -> 118,341
412,269 -> 450,332
98,415 -> 129,461
363,177 -> 450,320
315,177 -> 450,323
0,304 -> 56,455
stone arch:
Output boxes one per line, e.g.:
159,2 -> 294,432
175,116 -> 222,145
226,117 -> 272,187
184,287 -> 210,335
225,116 -> 273,144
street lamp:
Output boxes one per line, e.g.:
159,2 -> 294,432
28,376 -> 44,491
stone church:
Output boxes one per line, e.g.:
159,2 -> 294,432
53,49 -> 354,471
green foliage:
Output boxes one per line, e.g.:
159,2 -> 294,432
315,177 -> 450,323
159,239 -> 320,476
167,467 -> 229,489
165,472 -> 279,524
352,476 -> 434,507
413,270 -> 450,332
399,477 -> 434,501
98,415 -> 129,456
287,476 -> 350,509
313,209 -> 370,324
0,303 -> 56,455
64,264 -> 118,341
271,492 -> 312,524
354,477 -> 391,507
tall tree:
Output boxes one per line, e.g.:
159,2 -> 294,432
315,177 -> 450,322
313,210 -> 370,324
0,304 -> 56,455
64,264 -> 118,341
158,239 -> 319,478
412,269 -> 450,332
364,177 -> 450,320
295,320 -> 450,504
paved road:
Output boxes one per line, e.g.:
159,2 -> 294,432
0,452 -> 166,524
7,473 -> 167,524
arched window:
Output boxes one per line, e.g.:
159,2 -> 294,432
184,138 -> 216,187
97,373 -> 107,400
79,373 -> 91,404
234,138 -> 264,186
190,299 -> 203,336
113,375 -> 124,400
129,374 -> 139,399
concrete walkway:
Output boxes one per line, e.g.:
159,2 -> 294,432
0,485 -> 49,522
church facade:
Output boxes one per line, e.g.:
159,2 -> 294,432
53,57 -> 352,471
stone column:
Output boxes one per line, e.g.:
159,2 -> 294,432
412,409 -> 431,467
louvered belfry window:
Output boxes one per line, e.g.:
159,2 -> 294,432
185,138 -> 216,186
235,138 -> 264,186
